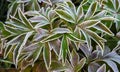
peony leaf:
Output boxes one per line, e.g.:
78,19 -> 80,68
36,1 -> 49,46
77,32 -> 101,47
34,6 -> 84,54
43,43 -> 51,70
88,63 -> 100,72
50,61 -> 68,71
66,33 -> 84,42
78,20 -> 99,29
77,6 -> 84,22
97,64 -> 106,72
13,31 -> 33,68
25,11 -> 40,16
93,10 -> 107,19
74,57 -> 86,72
71,49 -> 79,67
9,16 -> 28,30
18,9 -> 34,30
41,34 -> 62,43
52,28 -> 72,34
81,0 -> 88,5
103,60 -> 119,72
56,9 -> 75,23
84,2 -> 97,19
85,29 -> 106,49
94,22 -> 114,36
59,35 -> 69,63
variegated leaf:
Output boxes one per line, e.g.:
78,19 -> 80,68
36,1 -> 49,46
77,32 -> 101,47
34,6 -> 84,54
18,9 -> 34,30
59,35 -> 69,63
84,2 -> 97,19
43,43 -> 51,70
74,57 -> 86,72
94,22 -> 114,36
78,20 -> 99,29
56,9 -> 75,23
97,64 -> 106,72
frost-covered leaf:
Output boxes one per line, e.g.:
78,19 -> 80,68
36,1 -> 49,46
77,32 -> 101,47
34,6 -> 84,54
88,63 -> 100,72
50,61 -> 68,71
77,6 -> 84,22
56,9 -> 75,23
84,2 -> 97,19
74,57 -> 86,72
25,11 -> 40,16
66,33 -> 84,42
78,20 -> 99,28
13,32 -> 33,67
103,60 -> 119,72
94,22 -> 114,36
59,35 -> 69,63
52,28 -> 72,34
85,29 -> 106,49
71,49 -> 79,67
43,43 -> 51,69
41,34 -> 62,43
18,9 -> 34,30
97,64 -> 106,72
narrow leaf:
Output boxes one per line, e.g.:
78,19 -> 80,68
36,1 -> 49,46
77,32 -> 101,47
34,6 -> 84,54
74,58 -> 86,72
43,43 -> 51,69
85,2 -> 97,19
52,28 -> 72,34
78,20 -> 99,28
56,10 -> 75,23
94,22 -> 114,36
97,64 -> 106,72
18,9 -> 34,30
59,35 -> 69,63
103,60 -> 119,72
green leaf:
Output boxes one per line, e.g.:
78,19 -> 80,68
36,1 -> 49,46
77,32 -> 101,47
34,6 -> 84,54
41,34 -> 62,43
25,11 -> 40,16
52,28 -> 72,34
85,29 -> 106,49
0,22 -> 5,30
97,64 -> 106,72
74,57 -> 86,72
10,16 -> 28,29
56,9 -> 75,23
84,2 -> 97,19
71,49 -> 79,67
66,33 -> 84,42
18,9 -> 34,30
42,0 -> 52,5
43,43 -> 51,70
59,35 -> 69,63
29,43 -> 43,65
33,0 -> 40,11
81,0 -> 88,5
4,45 -> 15,59
66,1 -> 76,18
94,22 -> 114,36
5,25 -> 21,35
81,30 -> 92,49
78,20 -> 99,29
7,34 -> 24,45
93,10 -> 107,19
50,61 -> 68,71
7,1 -> 19,17
99,17 -> 119,21
0,59 -> 13,64
13,32 -> 33,67
77,6 -> 84,22
103,60 -> 119,72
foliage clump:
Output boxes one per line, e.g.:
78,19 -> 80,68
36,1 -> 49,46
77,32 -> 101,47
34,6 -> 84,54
0,0 -> 120,72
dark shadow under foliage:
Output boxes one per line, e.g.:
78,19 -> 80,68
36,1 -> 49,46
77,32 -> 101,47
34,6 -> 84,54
0,0 -> 9,22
